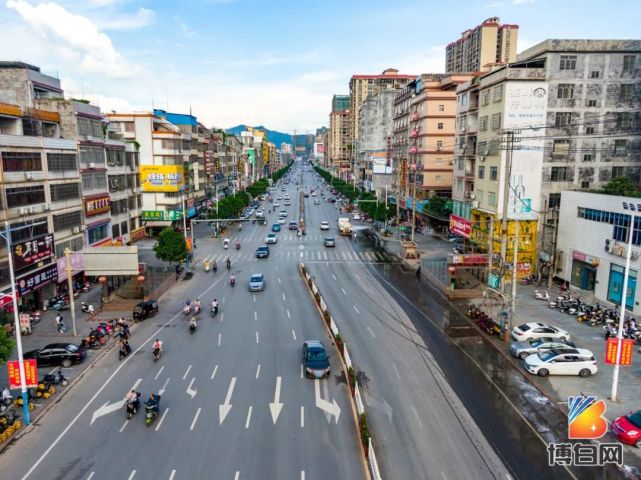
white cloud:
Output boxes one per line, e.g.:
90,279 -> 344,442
5,0 -> 139,79
99,7 -> 154,30
513,0 -> 534,4
175,16 -> 197,38
392,45 -> 446,74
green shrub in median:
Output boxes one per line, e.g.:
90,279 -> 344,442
359,413 -> 371,451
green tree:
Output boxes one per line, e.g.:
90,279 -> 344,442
0,327 -> 15,365
154,228 -> 187,263
426,196 -> 452,218
603,177 -> 639,197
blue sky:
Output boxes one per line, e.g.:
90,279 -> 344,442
1,0 -> 639,133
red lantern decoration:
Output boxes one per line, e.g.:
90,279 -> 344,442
137,275 -> 145,283
98,276 -> 107,284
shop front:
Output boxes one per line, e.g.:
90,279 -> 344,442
16,263 -> 58,311
56,252 -> 86,294
608,264 -> 638,311
570,250 -> 599,292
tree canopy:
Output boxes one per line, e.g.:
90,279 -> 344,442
154,228 -> 187,263
603,177 -> 640,197
0,327 -> 15,365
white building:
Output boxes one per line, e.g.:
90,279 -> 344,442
558,191 -> 640,316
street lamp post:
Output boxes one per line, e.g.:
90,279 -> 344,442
611,204 -> 637,401
182,189 -> 189,271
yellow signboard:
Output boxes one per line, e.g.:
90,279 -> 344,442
140,165 -> 184,192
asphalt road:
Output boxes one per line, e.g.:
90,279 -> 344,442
0,164 -> 363,480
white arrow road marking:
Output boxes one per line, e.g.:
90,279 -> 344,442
91,378 -> 141,424
219,377 -> 236,424
154,366 -> 164,380
186,378 -> 197,399
245,406 -> 253,429
286,309 -> 291,318
155,407 -> 169,431
256,364 -> 261,379
158,377 -> 170,396
190,407 -> 201,431
210,365 -> 218,380
269,376 -> 284,424
254,311 -> 258,320
282,293 -> 286,301
182,365 -> 192,380
218,333 -> 222,346
368,397 -> 394,423
314,379 -> 341,424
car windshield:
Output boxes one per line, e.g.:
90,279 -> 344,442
308,350 -> 327,361
627,412 -> 641,429
531,339 -> 546,347
518,324 -> 532,332
66,344 -> 79,352
538,351 -> 557,362
251,275 -> 263,282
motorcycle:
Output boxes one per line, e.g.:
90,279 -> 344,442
226,261 -> 231,271
235,242 -> 241,250
152,347 -> 162,362
145,397 -> 161,426
43,370 -> 68,387
119,342 -> 132,360
211,305 -> 218,317
212,262 -> 218,273
183,305 -> 191,316
230,276 -> 236,287
194,304 -> 201,315
189,318 -> 198,334
0,387 -> 13,413
126,393 -> 141,420
205,261 -> 210,273
534,290 -> 550,301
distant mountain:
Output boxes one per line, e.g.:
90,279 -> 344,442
225,125 -> 292,147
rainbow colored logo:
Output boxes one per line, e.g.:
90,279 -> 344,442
568,396 -> 608,439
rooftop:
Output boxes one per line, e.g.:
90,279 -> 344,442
518,39 -> 641,62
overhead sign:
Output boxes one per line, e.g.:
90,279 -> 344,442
13,234 -> 55,271
142,210 -> 182,221
140,165 -> 184,192
7,359 -> 38,389
16,263 -> 58,297
449,214 -> 471,239
85,195 -> 111,217
83,246 -> 139,275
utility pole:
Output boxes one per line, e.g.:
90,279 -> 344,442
410,166 -> 417,243
537,198 -> 548,285
508,220 -> 519,341
499,130 -> 516,293
182,188 -> 189,271
64,248 -> 78,336
548,206 -> 559,289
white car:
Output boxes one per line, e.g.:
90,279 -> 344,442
278,217 -> 286,224
352,212 -> 361,220
279,210 -> 287,217
524,349 -> 597,377
320,221 -> 330,230
265,233 -> 278,244
273,202 -> 280,207
277,196 -> 283,200
511,322 -> 570,342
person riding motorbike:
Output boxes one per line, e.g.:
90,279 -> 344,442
211,299 -> 219,316
193,299 -> 201,315
235,239 -> 241,250
238,223 -> 242,231
119,339 -> 131,359
189,316 -> 198,333
126,389 -> 140,411
146,393 -> 160,415
212,260 -> 218,273
204,260 -> 210,272
152,339 -> 163,358
230,274 -> 236,287
226,258 -> 231,270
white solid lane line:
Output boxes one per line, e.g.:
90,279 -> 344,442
353,305 -> 360,314
254,311 -> 258,320
256,364 -> 261,379
286,309 -> 291,318
119,420 -> 128,433
190,407 -> 201,431
256,331 -> 259,344
169,470 -> 176,480
183,365 -> 192,380
155,408 -> 169,431
301,471 -> 305,480
154,365 -> 164,380
291,329 -> 297,340
218,333 -> 222,346
245,406 -> 253,429
86,473 -> 95,480
300,406 -> 304,428
341,287 -> 346,295
211,365 -> 218,380
234,472 -> 240,480
128,471 -> 136,480
367,326 -> 376,338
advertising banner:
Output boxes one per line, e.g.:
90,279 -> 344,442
7,359 -> 38,389
130,227 -> 146,243
449,214 -> 472,239
16,264 -> 58,297
57,252 -> 85,282
85,195 -> 111,217
13,234 -> 55,271
605,338 -> 634,366
140,165 -> 184,192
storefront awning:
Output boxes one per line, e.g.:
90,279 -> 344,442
143,220 -> 172,227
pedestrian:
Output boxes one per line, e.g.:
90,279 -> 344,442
416,265 -> 422,280
55,313 -> 65,334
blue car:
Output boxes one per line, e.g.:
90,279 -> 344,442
272,224 -> 281,232
302,340 -> 330,379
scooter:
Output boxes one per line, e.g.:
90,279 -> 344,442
194,304 -> 201,315
119,342 -> 132,360
230,276 -> 236,287
43,370 -> 68,387
152,348 -> 162,362
183,305 -> 191,316
126,393 -> 141,420
211,305 -> 218,317
0,386 -> 13,412
189,321 -> 197,334
205,262 -> 210,273
235,242 -> 241,250
145,398 -> 161,426
534,290 -> 550,301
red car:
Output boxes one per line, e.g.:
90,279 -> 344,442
612,411 -> 641,447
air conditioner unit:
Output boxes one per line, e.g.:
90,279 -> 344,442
88,162 -> 96,169
72,227 -> 80,234
472,201 -> 479,208
80,226 -> 86,232
86,135 -> 94,142
25,172 -> 34,180
43,204 -> 51,211
18,207 -> 28,215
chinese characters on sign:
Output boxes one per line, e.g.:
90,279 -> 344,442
449,214 -> 471,239
605,337 -> 634,365
16,264 -> 58,297
130,227 -> 146,243
12,234 -> 54,271
140,165 -> 184,192
141,210 -> 182,221
7,359 -> 38,388
85,195 -> 111,217
548,443 -> 622,467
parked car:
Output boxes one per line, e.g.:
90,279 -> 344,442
302,340 -> 330,379
248,273 -> 265,292
510,337 -> 576,360
320,221 -> 330,230
612,411 -> 641,447
511,322 -> 570,342
272,224 -> 281,232
256,246 -> 270,258
24,343 -> 87,368
266,233 -> 278,244
273,201 -> 280,207
523,348 -> 597,377
324,236 -> 336,247
288,222 -> 298,231
352,212 -> 361,220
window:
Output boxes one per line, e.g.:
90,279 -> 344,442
488,191 -> 496,207
479,116 -> 488,132
620,84 -> 634,101
47,153 -> 77,171
585,126 -> 595,135
491,113 -> 502,131
6,218 -> 47,245
480,90 -> 490,106
87,224 -> 110,244
581,181 -> 590,189
436,141 -> 443,151
616,112 -> 632,130
548,193 -> 561,209
612,166 -> 625,178
437,122 -> 444,130
121,221 -> 129,235
79,147 -> 104,165
478,166 -> 485,179
488,139 -> 500,156
6,186 -> 45,207
1,151 -> 42,171
53,210 -> 82,231
477,141 -> 488,155
555,112 -> 572,127
112,223 -> 120,238
476,190 -> 484,204
553,139 -> 570,155
82,172 -> 107,190
557,84 -> 575,100
50,183 -> 80,202
614,139 -> 627,156
623,55 -> 636,73
590,71 -> 600,79
583,153 -> 593,162
559,55 -> 577,71
161,139 -> 179,150
551,166 -> 570,182
586,99 -> 597,107
77,117 -> 103,138
493,85 -> 503,102
438,104 -> 445,112
106,149 -> 125,166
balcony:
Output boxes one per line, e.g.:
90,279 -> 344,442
411,111 -> 420,121
0,133 -> 76,150
410,130 -> 419,138
408,146 -> 418,154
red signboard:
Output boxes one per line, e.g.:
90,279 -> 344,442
605,337 -> 634,366
7,359 -> 38,389
450,254 -> 489,266
13,234 -> 55,271
449,214 -> 472,239
85,195 -> 111,217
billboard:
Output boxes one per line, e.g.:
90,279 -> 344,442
369,151 -> 393,174
83,246 -> 139,275
449,214 -> 471,239
13,233 -> 55,272
7,359 -> 38,389
140,165 -> 184,192
57,252 -> 85,282
85,195 -> 111,217
16,264 -> 58,297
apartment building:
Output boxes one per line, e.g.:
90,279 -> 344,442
392,83 -> 414,198
328,110 -> 351,178
332,95 -> 350,112
445,17 -> 519,73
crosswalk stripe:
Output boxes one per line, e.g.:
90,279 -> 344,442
317,251 -> 321,260
323,251 -> 328,260
364,252 -> 372,261
341,252 -> 347,260
374,252 -> 384,261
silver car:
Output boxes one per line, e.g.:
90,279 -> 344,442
248,274 -> 265,292
510,337 -> 576,360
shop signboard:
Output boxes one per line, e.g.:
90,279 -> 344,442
13,233 -> 55,271
140,165 -> 184,192
130,227 -> 146,243
16,264 -> 58,297
449,215 -> 471,240
605,338 -> 633,366
449,254 -> 489,266
142,210 -> 183,221
57,252 -> 85,282
85,195 -> 111,217
572,250 -> 600,267
7,359 -> 38,389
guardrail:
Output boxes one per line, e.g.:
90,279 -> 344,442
300,261 -> 382,480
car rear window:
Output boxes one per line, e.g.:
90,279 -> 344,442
67,344 -> 79,352
519,324 -> 532,331
628,412 -> 641,428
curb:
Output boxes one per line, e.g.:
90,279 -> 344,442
298,263 -> 373,480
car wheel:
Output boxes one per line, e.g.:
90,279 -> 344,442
537,368 -> 549,377
635,439 -> 641,449
61,359 -> 72,368
578,369 -> 592,378
560,336 -> 569,341
519,352 -> 530,360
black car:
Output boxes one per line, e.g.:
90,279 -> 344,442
133,300 -> 159,321
302,340 -> 330,379
256,245 -> 270,258
24,343 -> 86,368
288,222 -> 298,230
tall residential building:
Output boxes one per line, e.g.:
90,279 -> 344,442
392,83 -> 414,198
445,17 -> 519,73
328,110 -> 351,178
332,95 -> 350,112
